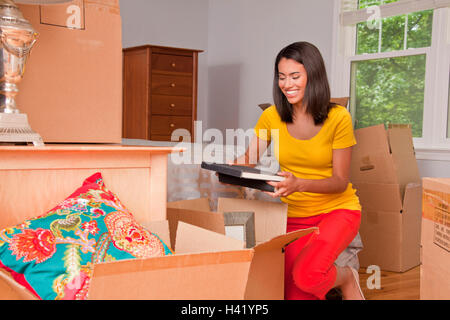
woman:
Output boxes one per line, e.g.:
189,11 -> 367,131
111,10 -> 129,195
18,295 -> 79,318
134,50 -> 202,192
234,42 -> 364,300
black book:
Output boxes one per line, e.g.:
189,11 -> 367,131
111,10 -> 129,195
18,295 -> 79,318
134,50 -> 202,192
201,162 -> 283,181
217,173 -> 276,192
201,162 -> 283,192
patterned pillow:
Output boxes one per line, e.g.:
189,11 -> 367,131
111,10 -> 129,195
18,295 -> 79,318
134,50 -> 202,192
0,172 -> 173,300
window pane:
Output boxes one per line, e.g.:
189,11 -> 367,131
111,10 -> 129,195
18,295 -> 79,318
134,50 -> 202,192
356,9 -> 433,54
407,10 -> 433,49
356,20 -> 379,54
350,54 -> 426,137
358,0 -> 382,10
381,15 -> 405,52
358,0 -> 399,9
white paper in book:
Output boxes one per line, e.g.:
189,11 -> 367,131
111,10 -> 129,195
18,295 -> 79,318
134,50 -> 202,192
240,170 -> 284,182
203,162 -> 285,182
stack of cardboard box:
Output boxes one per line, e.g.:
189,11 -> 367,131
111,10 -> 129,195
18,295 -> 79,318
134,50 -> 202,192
350,124 -> 422,272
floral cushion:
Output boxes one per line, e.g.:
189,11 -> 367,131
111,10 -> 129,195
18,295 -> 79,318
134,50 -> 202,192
0,172 -> 172,300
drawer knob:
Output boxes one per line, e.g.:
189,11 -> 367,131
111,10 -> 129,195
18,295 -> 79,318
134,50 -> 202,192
170,103 -> 176,108
171,63 -> 176,67
170,123 -> 175,128
170,83 -> 176,87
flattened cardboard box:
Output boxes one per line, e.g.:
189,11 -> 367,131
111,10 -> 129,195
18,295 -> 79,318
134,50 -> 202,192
421,178 -> 450,300
350,125 -> 422,272
17,0 -> 122,143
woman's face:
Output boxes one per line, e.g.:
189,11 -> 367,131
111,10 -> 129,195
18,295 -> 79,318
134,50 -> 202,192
277,57 -> 308,108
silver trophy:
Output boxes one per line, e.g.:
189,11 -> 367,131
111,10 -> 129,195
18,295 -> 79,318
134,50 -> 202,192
0,0 -> 43,145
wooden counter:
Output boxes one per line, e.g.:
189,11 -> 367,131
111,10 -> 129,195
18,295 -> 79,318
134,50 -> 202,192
0,145 -> 184,229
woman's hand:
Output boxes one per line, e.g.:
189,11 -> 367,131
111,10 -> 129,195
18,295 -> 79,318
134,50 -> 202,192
265,171 -> 303,198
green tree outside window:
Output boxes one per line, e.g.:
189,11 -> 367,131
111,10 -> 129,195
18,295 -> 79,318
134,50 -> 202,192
350,0 -> 433,137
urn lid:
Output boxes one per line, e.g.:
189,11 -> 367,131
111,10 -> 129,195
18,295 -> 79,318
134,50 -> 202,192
0,0 -> 35,33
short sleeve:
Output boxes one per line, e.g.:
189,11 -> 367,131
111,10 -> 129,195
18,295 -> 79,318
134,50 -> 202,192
332,108 -> 356,149
254,106 -> 275,142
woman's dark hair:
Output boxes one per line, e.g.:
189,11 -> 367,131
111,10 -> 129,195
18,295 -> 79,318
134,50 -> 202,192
273,41 -> 335,125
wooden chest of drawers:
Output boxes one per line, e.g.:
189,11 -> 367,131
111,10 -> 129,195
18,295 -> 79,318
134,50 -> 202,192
122,45 -> 202,141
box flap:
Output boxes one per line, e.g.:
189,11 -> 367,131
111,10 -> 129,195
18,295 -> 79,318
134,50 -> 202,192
89,249 -> 253,300
350,125 -> 398,185
387,127 -> 415,156
350,153 -> 399,185
175,222 -> 244,254
352,124 -> 390,159
244,227 -> 317,300
353,182 -> 403,212
167,207 -> 225,249
167,198 -> 211,212
217,198 -> 288,244
0,269 -> 38,300
253,227 -> 318,252
401,183 -> 422,270
388,128 -> 421,196
143,220 -> 171,249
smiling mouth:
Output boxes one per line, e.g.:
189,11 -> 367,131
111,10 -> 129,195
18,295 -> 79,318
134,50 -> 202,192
285,90 -> 299,97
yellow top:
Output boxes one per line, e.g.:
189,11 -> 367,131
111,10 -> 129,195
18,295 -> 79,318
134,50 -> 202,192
254,105 -> 361,218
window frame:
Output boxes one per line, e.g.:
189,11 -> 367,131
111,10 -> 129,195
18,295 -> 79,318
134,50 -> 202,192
331,0 -> 450,161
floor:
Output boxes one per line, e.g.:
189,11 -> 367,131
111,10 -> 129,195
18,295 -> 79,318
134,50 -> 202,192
358,266 -> 420,300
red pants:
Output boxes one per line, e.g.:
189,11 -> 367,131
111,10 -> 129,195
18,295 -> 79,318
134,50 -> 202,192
285,209 -> 361,300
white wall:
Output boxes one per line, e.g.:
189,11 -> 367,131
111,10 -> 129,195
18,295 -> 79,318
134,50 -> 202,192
418,160 -> 450,178
207,0 -> 335,134
119,0 -> 209,128
120,0 -> 335,135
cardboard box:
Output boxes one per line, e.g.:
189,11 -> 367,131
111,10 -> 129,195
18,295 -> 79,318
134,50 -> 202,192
350,124 -> 422,272
89,217 -> 316,300
16,0 -> 122,143
164,197 -> 307,300
217,197 -> 288,245
421,178 -> 450,300
0,196 -> 315,300
89,220 -> 251,300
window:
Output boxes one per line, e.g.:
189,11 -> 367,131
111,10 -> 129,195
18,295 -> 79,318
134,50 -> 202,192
332,0 -> 450,160
350,54 -> 426,137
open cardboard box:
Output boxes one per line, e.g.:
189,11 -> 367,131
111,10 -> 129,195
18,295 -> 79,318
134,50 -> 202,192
167,197 -> 290,247
161,197 -> 315,300
89,219 -> 316,300
421,178 -> 450,300
350,124 -> 422,272
0,146 -> 316,300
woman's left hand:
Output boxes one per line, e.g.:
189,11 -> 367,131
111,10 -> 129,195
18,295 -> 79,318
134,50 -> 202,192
266,171 -> 302,198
